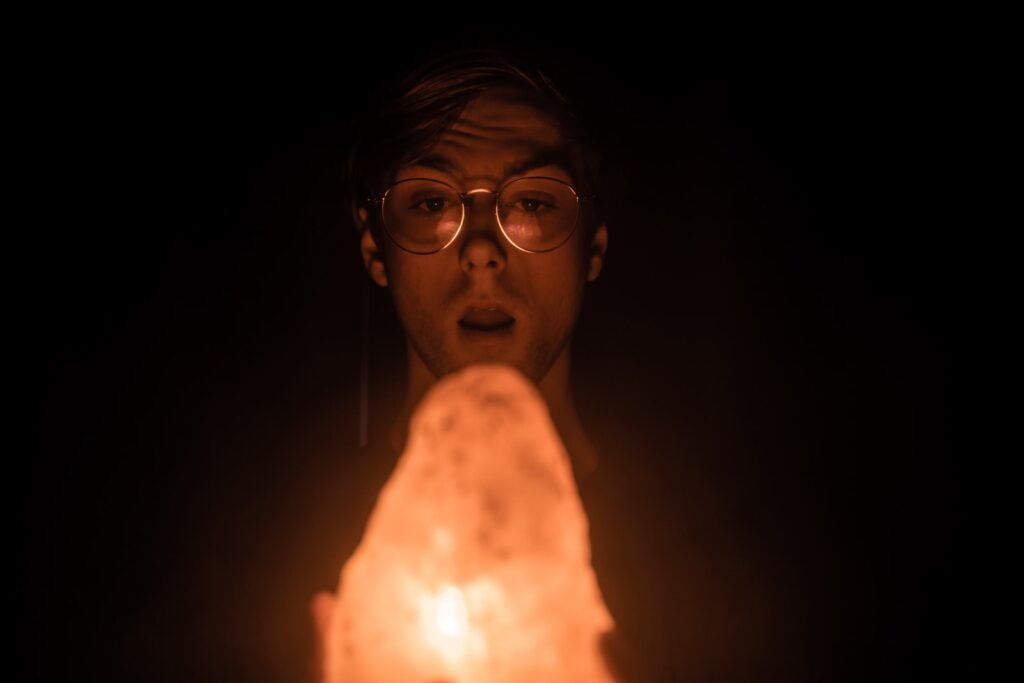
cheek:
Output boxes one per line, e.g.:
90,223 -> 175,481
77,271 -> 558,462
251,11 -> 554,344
386,260 -> 435,324
527,258 -> 587,333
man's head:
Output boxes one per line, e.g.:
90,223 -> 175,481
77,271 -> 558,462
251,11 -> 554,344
347,48 -> 612,387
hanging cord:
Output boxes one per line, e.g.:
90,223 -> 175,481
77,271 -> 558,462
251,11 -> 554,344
359,269 -> 370,449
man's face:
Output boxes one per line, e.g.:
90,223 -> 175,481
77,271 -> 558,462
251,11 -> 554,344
359,90 -> 607,386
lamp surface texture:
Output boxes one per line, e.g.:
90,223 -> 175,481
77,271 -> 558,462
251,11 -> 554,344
322,362 -> 617,683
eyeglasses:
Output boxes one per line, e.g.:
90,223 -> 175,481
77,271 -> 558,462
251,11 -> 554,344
366,176 -> 596,255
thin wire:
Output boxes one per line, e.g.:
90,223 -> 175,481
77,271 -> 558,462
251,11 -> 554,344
359,269 -> 370,449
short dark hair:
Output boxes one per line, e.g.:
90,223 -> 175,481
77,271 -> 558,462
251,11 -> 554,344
344,46 -> 617,245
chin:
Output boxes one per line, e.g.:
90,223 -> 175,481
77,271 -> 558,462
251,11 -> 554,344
453,352 -> 528,377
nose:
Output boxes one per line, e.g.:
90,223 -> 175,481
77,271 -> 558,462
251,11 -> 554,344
458,189 -> 507,274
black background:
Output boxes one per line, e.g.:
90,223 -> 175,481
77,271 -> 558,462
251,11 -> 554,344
24,20 -> 961,682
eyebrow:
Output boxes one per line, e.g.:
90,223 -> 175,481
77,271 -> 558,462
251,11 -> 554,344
407,146 -> 576,183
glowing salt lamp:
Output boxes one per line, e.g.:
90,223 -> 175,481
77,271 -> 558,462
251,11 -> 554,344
320,362 -> 617,682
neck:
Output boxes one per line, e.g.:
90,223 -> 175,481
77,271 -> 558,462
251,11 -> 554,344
388,340 -> 600,479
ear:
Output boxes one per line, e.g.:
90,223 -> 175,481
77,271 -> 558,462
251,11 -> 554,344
358,206 -> 389,287
586,222 -> 608,283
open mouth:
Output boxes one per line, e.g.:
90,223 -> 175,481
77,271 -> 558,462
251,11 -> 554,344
458,307 -> 515,332
458,318 -> 516,332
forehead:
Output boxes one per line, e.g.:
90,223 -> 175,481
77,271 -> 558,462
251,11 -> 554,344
397,90 -> 574,185
446,89 -> 564,149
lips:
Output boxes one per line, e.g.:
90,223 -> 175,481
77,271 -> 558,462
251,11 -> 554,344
459,304 -> 515,330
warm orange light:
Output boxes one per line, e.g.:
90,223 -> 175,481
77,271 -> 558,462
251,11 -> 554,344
319,363 -> 616,682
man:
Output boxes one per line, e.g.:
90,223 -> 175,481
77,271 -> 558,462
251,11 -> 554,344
307,47 -> 659,682
349,47 -> 611,477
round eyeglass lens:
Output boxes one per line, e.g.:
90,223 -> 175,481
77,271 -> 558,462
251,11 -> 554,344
497,177 -> 579,252
382,179 -> 463,254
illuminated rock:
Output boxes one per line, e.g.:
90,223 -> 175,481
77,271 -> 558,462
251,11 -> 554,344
321,362 -> 617,683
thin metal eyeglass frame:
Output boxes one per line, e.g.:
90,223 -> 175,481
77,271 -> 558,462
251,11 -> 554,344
366,176 -> 597,255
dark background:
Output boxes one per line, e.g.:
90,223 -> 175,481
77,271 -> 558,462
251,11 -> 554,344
24,22 -> 960,682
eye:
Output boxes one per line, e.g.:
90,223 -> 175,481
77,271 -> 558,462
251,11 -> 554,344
412,196 -> 453,213
512,197 -> 551,213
